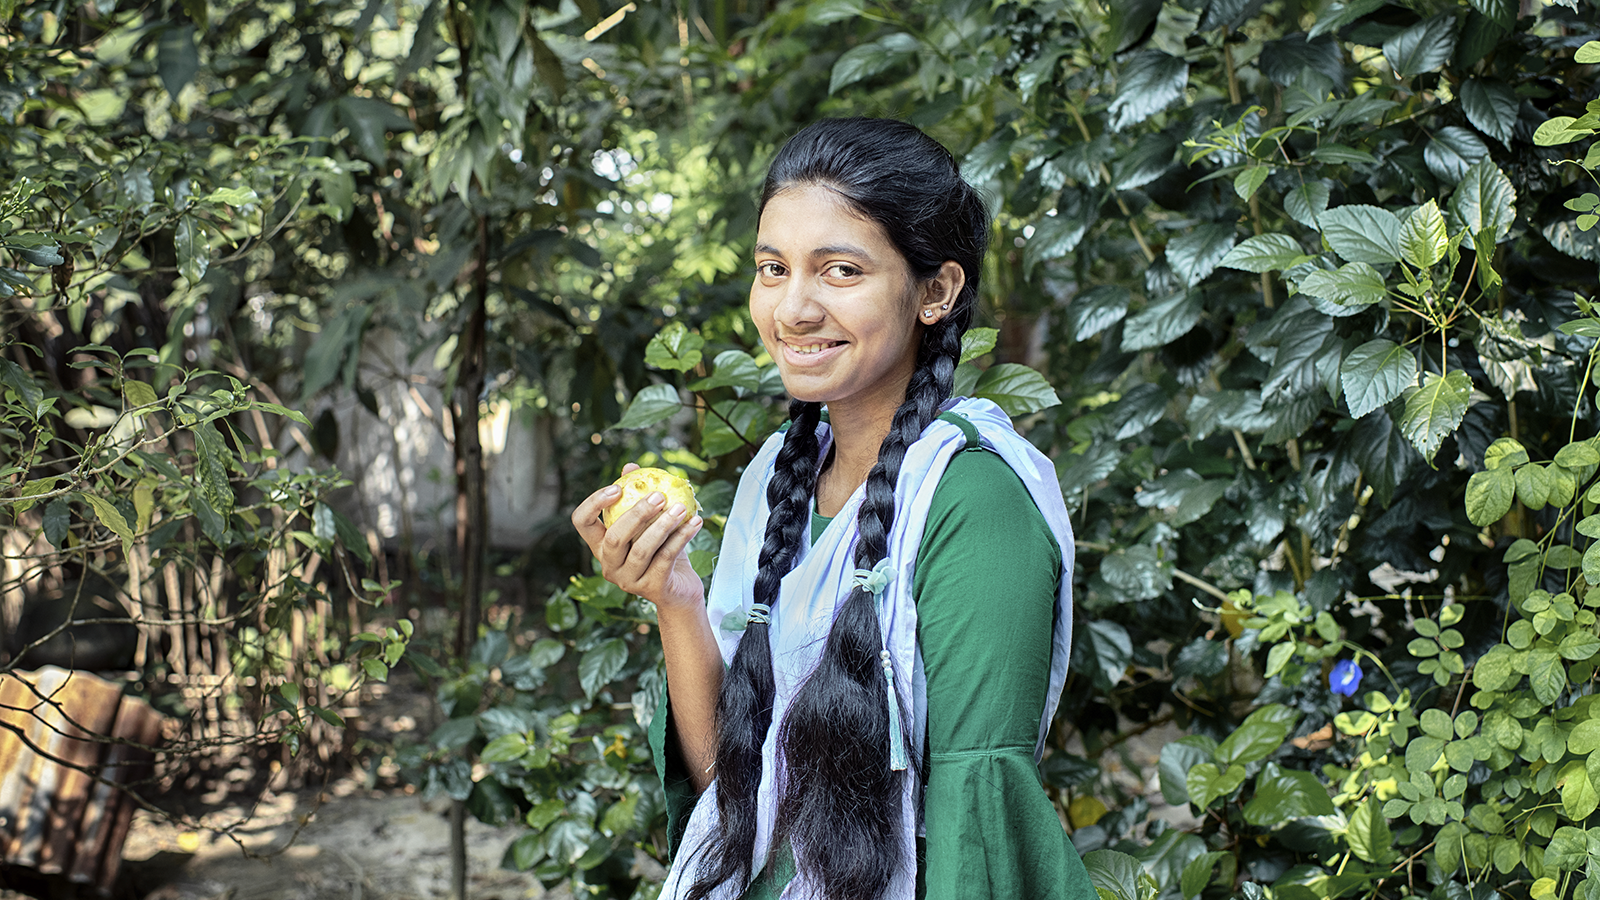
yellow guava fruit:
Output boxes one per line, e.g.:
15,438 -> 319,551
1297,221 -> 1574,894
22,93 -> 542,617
601,467 -> 699,528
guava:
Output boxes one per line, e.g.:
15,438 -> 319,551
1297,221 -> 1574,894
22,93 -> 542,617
601,467 -> 700,527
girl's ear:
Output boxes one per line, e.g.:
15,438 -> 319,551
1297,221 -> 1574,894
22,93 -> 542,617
917,261 -> 966,324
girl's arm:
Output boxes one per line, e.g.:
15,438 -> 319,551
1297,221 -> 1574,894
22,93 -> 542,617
571,465 -> 721,792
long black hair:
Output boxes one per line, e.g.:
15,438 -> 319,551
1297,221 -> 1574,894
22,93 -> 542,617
687,118 -> 989,900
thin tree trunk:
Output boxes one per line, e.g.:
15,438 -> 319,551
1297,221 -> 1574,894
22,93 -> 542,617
449,211 -> 490,900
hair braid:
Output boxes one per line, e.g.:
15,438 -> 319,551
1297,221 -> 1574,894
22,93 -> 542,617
686,399 -> 821,900
770,319 -> 965,900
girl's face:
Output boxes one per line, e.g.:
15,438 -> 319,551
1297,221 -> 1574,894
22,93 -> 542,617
750,185 -> 927,418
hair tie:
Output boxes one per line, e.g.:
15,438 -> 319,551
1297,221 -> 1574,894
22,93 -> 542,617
746,603 -> 772,626
850,558 -> 895,599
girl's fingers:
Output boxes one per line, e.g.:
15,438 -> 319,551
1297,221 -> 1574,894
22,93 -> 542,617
622,502 -> 687,575
653,516 -> 703,570
572,485 -> 622,549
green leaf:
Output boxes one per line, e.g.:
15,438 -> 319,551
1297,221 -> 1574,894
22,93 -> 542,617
42,497 -> 69,549
1185,762 -> 1247,809
1559,630 -> 1600,660
1535,116 -> 1589,146
175,216 -> 207,285
1216,705 -> 1294,767
1166,224 -> 1236,287
1399,200 -> 1448,269
1484,437 -> 1529,470
829,32 -> 917,94
1399,370 -> 1472,461
972,364 -> 1061,416
1265,642 -> 1296,678
78,492 -> 133,553
481,733 -> 530,763
1218,233 -> 1305,273
1563,761 -> 1600,820
1083,620 -> 1134,689
1108,51 -> 1189,132
643,322 -> 704,372
1517,463 -> 1552,510
614,383 -> 681,430
1383,13 -> 1458,78
1341,339 -> 1418,419
1425,126 -> 1491,183
1180,852 -> 1226,900
157,24 -> 199,99
688,350 -> 761,394
577,637 -> 628,700
1465,467 -> 1516,526
1122,290 -> 1204,351
1067,286 -> 1130,341
1527,648 -> 1566,705
0,358 -> 44,418
336,96 -> 412,166
959,328 -> 999,364
1084,849 -> 1157,900
1579,41 -> 1600,64
701,399 -> 767,456
1112,133 -> 1178,191
123,379 -> 158,408
1024,190 -> 1094,277
1347,799 -> 1395,863
1557,442 -> 1600,467
1300,261 -> 1388,309
1017,48 -> 1067,103
1235,165 -> 1270,200
1242,762 -> 1336,825
1319,205 -> 1401,264
1285,181 -> 1331,229
1461,79 -> 1519,145
1570,720 -> 1600,755
1158,736 -> 1217,805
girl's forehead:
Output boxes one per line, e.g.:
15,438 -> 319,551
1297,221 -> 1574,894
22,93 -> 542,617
756,185 -> 894,255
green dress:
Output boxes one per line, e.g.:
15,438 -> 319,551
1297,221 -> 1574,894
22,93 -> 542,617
647,447 -> 1095,900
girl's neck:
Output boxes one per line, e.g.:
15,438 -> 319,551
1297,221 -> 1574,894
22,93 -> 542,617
814,401 -> 896,517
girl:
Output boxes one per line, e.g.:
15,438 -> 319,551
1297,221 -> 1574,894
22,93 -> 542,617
573,118 -> 1094,900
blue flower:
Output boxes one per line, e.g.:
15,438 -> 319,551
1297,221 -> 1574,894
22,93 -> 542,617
1329,659 -> 1363,697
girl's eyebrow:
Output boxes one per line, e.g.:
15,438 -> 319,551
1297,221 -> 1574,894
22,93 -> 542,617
752,242 -> 872,259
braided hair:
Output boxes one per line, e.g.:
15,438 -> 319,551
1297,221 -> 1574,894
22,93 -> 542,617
688,118 -> 989,900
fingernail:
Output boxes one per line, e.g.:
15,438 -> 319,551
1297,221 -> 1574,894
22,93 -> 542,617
602,486 -> 620,496
689,516 -> 703,530
668,503 -> 686,517
648,492 -> 665,506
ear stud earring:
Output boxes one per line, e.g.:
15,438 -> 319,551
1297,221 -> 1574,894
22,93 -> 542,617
922,310 -> 934,318
940,303 -> 949,310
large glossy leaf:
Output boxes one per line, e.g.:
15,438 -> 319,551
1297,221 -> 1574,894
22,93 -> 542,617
1298,262 -> 1387,309
1465,466 -> 1515,525
1081,619 -> 1134,689
1024,189 -> 1093,278
1112,132 -> 1178,191
1200,0 -> 1265,31
175,216 -> 208,285
1108,51 -> 1189,131
1242,762 -> 1337,825
1219,233 -> 1306,273
1399,370 -> 1473,460
614,383 -> 682,429
1449,160 -> 1517,242
1158,737 -> 1217,805
1425,126 -> 1490,183
971,363 -> 1061,415
1186,763 -> 1247,810
644,322 -> 704,372
1319,205 -> 1401,264
157,24 -> 199,100
1285,181 -> 1332,229
1347,799 -> 1395,864
1308,0 -> 1386,39
1468,0 -> 1515,27
1122,290 -> 1204,351
1216,711 -> 1291,768
1104,0 -> 1163,53
1068,285 -> 1132,340
1347,407 -> 1417,506
1166,224 -> 1236,287
688,350 -> 761,394
1399,200 -> 1448,269
1383,14 -> 1459,78
1110,383 -> 1169,439
1461,79 -> 1518,145
1341,339 -> 1418,418
578,637 -> 628,700
828,32 -> 917,94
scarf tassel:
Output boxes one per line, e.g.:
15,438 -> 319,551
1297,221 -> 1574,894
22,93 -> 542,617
880,650 -> 909,772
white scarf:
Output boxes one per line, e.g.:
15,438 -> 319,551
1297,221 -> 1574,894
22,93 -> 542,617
661,397 -> 1076,900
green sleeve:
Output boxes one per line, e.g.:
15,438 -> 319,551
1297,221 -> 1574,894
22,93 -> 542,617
914,449 -> 1095,900
647,681 -> 699,858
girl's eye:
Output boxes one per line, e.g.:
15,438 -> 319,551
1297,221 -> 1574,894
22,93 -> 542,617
756,262 -> 785,278
825,263 -> 861,279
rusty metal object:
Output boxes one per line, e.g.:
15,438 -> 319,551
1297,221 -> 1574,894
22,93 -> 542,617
0,666 -> 164,895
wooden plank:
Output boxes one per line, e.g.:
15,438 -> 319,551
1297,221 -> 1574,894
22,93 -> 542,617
2,667 -> 71,866
92,697 -> 161,891
36,671 -> 122,875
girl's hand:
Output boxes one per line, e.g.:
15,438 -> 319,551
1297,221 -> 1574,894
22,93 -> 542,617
572,463 -> 705,611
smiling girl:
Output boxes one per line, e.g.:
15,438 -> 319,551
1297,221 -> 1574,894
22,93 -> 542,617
572,118 -> 1094,900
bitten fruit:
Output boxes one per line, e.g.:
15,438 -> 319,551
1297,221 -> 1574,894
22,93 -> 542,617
601,467 -> 700,528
